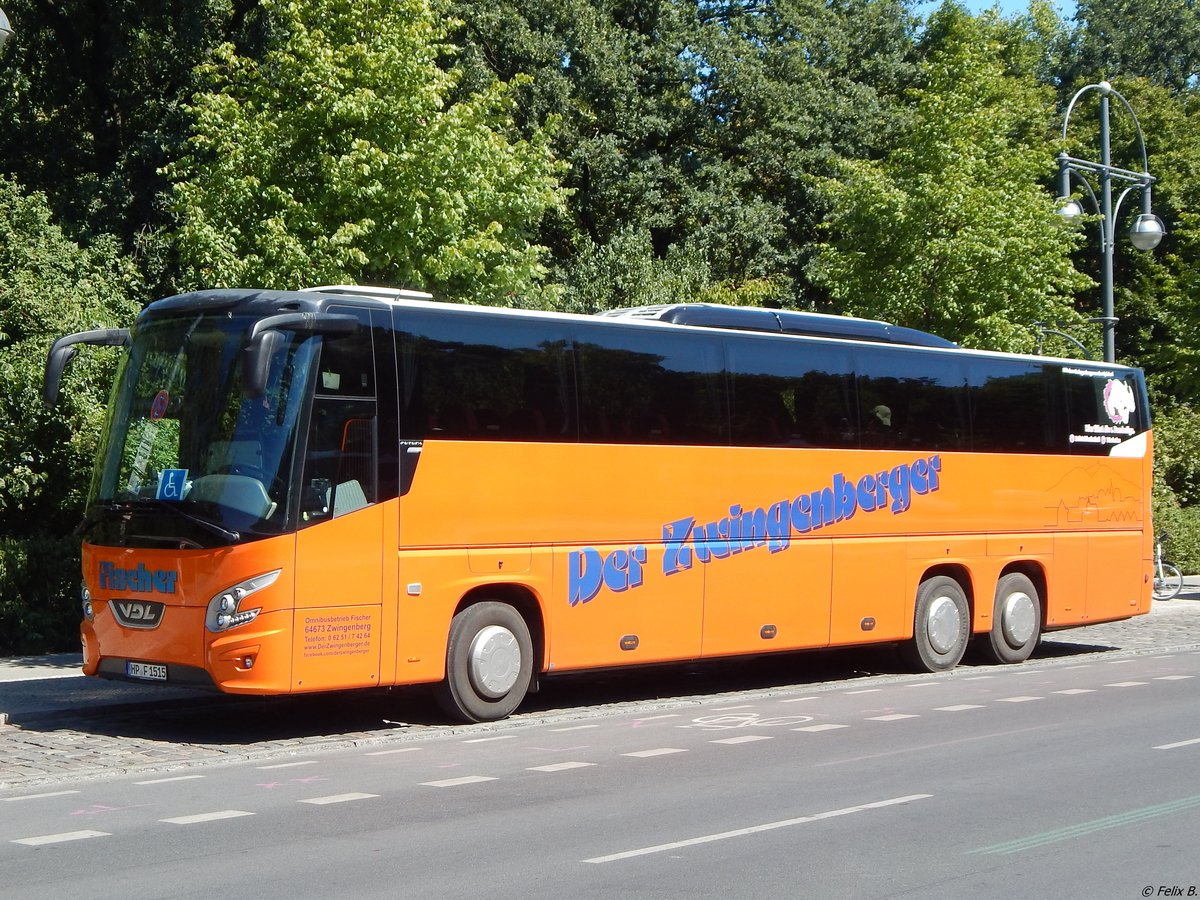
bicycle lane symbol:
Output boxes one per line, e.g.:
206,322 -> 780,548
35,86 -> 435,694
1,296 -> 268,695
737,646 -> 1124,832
684,713 -> 814,730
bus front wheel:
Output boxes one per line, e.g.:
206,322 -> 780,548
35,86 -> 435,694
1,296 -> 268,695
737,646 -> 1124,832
436,601 -> 533,723
977,573 -> 1041,664
901,576 -> 970,673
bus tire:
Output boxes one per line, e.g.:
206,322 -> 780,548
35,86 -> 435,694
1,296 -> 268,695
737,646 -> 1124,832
435,601 -> 533,723
977,573 -> 1041,664
900,576 -> 970,673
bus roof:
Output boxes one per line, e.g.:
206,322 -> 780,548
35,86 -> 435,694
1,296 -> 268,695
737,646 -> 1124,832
596,303 -> 958,349
141,287 -> 1144,377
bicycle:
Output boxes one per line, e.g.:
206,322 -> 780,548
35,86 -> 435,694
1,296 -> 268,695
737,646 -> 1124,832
1152,531 -> 1184,600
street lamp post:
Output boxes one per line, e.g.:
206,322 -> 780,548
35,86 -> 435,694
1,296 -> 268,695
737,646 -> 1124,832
1056,81 -> 1166,364
0,8 -> 11,51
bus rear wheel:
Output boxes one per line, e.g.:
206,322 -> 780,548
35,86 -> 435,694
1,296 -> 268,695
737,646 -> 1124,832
977,573 -> 1041,664
901,576 -> 970,673
436,601 -> 533,723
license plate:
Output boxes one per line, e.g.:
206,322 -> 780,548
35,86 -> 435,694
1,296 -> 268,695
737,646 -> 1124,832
126,661 -> 168,681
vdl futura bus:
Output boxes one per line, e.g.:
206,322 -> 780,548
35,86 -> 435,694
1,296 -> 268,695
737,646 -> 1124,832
43,285 -> 1154,722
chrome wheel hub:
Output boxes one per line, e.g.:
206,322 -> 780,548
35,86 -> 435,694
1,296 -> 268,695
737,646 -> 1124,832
1000,591 -> 1036,648
468,625 -> 521,698
927,595 -> 961,655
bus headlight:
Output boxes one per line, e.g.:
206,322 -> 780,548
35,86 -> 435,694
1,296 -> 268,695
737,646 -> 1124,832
81,582 -> 94,622
205,570 -> 282,633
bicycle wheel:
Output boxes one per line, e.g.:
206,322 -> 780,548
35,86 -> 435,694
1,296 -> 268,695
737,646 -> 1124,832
1153,564 -> 1184,600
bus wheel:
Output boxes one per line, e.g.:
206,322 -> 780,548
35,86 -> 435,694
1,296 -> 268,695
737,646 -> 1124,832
901,576 -> 970,672
977,573 -> 1041,665
436,601 -> 533,723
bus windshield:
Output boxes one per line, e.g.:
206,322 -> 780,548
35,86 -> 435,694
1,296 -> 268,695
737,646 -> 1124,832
87,312 -> 318,545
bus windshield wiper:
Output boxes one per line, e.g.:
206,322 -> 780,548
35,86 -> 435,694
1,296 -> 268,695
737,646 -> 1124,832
143,499 -> 241,543
79,499 -> 243,544
75,501 -> 129,537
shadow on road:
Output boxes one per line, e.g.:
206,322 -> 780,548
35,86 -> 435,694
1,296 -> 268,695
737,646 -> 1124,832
11,637 -> 1119,750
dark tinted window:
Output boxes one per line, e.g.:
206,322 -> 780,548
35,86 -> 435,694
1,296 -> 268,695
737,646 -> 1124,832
300,308 -> 380,524
575,326 -> 725,445
728,339 -> 855,448
857,349 -> 969,451
969,358 -> 1053,452
1058,365 -> 1146,455
398,312 -> 574,442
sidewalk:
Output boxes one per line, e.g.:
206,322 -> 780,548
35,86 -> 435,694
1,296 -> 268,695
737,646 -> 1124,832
4,580 -> 1200,707
2,585 -> 1199,790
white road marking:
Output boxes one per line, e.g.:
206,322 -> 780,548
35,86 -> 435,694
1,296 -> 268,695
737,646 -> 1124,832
2,790 -> 80,802
462,736 -> 516,744
528,761 -> 597,772
550,724 -> 599,732
631,715 -> 681,725
780,696 -> 820,703
1054,689 -> 1095,695
623,748 -> 688,758
711,735 -> 773,745
996,696 -> 1042,703
936,704 -> 985,712
867,714 -> 919,722
135,775 -> 205,785
906,682 -> 938,688
711,704 -> 756,711
583,794 -> 933,863
794,724 -> 849,732
12,830 -> 109,846
161,810 -> 254,825
257,760 -> 317,770
1154,738 -> 1200,751
1155,675 -> 1194,681
365,747 -> 422,756
299,793 -> 379,805
421,776 -> 497,787
1106,682 -> 1148,688
845,689 -> 882,695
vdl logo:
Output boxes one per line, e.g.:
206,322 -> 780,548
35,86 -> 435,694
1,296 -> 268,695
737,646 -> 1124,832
110,600 -> 166,629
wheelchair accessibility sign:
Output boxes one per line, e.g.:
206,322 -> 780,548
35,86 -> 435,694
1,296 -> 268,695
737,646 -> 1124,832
156,468 -> 189,501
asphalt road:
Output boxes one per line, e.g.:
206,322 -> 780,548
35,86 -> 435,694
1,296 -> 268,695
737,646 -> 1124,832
2,647 -> 1199,900
2,594 -> 1200,790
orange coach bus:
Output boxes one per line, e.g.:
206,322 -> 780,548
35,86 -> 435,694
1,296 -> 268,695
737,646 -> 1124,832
43,286 -> 1153,721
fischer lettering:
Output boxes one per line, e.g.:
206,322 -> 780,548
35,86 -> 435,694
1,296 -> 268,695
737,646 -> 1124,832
98,561 -> 178,594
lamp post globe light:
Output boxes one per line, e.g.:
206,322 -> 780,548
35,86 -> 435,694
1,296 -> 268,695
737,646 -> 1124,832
1056,81 -> 1166,363
0,8 -> 11,51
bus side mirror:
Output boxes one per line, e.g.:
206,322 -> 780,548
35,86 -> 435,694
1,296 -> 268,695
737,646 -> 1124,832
242,329 -> 286,398
44,328 -> 131,406
241,312 -> 360,398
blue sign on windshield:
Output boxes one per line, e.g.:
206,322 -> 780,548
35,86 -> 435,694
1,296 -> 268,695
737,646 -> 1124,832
156,469 -> 189,501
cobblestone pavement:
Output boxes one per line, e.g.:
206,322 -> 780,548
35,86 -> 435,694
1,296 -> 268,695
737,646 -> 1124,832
3,595 -> 1199,792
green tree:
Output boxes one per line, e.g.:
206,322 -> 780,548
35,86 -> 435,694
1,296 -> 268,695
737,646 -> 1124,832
809,4 -> 1089,350
0,178 -> 140,653
0,1 -> 248,255
449,0 -> 919,310
165,0 -> 564,305
1064,0 -> 1200,94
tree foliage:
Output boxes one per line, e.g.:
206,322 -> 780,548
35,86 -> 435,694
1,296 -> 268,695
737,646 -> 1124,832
809,6 -> 1090,350
1,0 -> 1200,651
448,0 -> 919,309
1065,0 -> 1200,94
165,0 -> 565,304
0,178 -> 140,653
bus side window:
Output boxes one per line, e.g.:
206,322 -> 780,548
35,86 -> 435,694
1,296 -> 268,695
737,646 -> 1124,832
301,399 -> 378,521
301,317 -> 379,523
